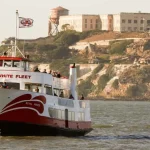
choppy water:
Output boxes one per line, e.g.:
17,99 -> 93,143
1,100 -> 150,150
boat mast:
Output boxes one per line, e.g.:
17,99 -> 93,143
12,10 -> 25,58
14,10 -> 19,57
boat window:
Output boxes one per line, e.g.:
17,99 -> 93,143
78,112 -> 85,121
68,111 -> 75,121
12,60 -> 20,67
58,98 -> 74,108
25,61 -> 29,71
71,112 -> 75,121
61,110 -> 65,119
53,109 -> 58,118
53,88 -> 59,96
68,111 -> 72,120
25,84 -> 31,91
44,84 -> 52,95
48,108 -> 58,118
4,60 -> 12,67
20,61 -> 24,68
25,83 -> 42,92
81,112 -> 85,121
0,82 -> 20,89
0,60 -> 3,67
58,109 -> 61,119
48,108 -> 54,118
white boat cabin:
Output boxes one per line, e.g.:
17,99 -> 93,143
0,56 -> 70,98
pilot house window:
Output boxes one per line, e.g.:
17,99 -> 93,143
4,60 -> 12,67
13,61 -> 20,67
0,60 -> 2,66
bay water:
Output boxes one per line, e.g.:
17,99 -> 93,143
1,100 -> 150,150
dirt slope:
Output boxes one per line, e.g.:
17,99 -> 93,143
81,31 -> 150,42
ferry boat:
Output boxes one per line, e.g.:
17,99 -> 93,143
0,42 -> 92,136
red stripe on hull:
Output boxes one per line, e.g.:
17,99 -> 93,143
3,94 -> 32,110
2,101 -> 44,114
32,95 -> 46,104
0,109 -> 92,130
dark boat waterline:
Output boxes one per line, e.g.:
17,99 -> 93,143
0,121 -> 93,137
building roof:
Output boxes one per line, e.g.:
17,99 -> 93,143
51,6 -> 69,11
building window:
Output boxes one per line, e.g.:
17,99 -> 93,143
134,20 -> 137,23
122,27 -> 126,31
147,28 -> 150,31
141,20 -> 144,24
140,27 -> 143,30
90,24 -> 93,29
85,19 -> 87,23
128,27 -> 132,31
128,20 -> 132,23
147,20 -> 150,24
90,19 -> 92,23
95,24 -> 98,29
85,24 -> 87,28
96,19 -> 98,23
134,27 -> 137,31
122,19 -> 125,23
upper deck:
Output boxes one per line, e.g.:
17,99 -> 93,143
0,56 -> 29,71
0,56 -> 70,96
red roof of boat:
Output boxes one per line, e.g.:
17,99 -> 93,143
0,56 -> 28,61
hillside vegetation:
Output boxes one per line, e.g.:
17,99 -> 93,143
2,30 -> 150,100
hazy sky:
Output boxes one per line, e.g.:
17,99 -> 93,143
0,0 -> 150,43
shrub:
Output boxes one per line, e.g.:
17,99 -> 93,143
106,63 -> 115,78
78,78 -> 95,97
109,40 -> 133,55
119,66 -> 150,84
97,74 -> 109,91
92,64 -> 104,75
51,46 -> 70,59
37,44 -> 57,51
126,84 -> 147,97
54,31 -> 79,46
112,79 -> 119,89
144,40 -> 150,50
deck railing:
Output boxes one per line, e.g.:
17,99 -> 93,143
57,98 -> 90,109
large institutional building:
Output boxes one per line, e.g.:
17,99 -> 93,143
48,7 -> 150,35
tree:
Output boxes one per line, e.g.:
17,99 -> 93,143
61,24 -> 70,31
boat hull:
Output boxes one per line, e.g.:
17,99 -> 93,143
0,89 -> 93,136
0,121 -> 92,136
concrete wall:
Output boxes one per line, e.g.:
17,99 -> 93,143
69,38 -> 142,50
59,15 -> 100,32
120,13 -> 150,32
99,14 -> 109,30
58,12 -> 150,33
59,15 -> 83,32
82,15 -> 100,31
113,14 -> 121,32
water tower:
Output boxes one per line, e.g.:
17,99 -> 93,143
48,6 -> 69,36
